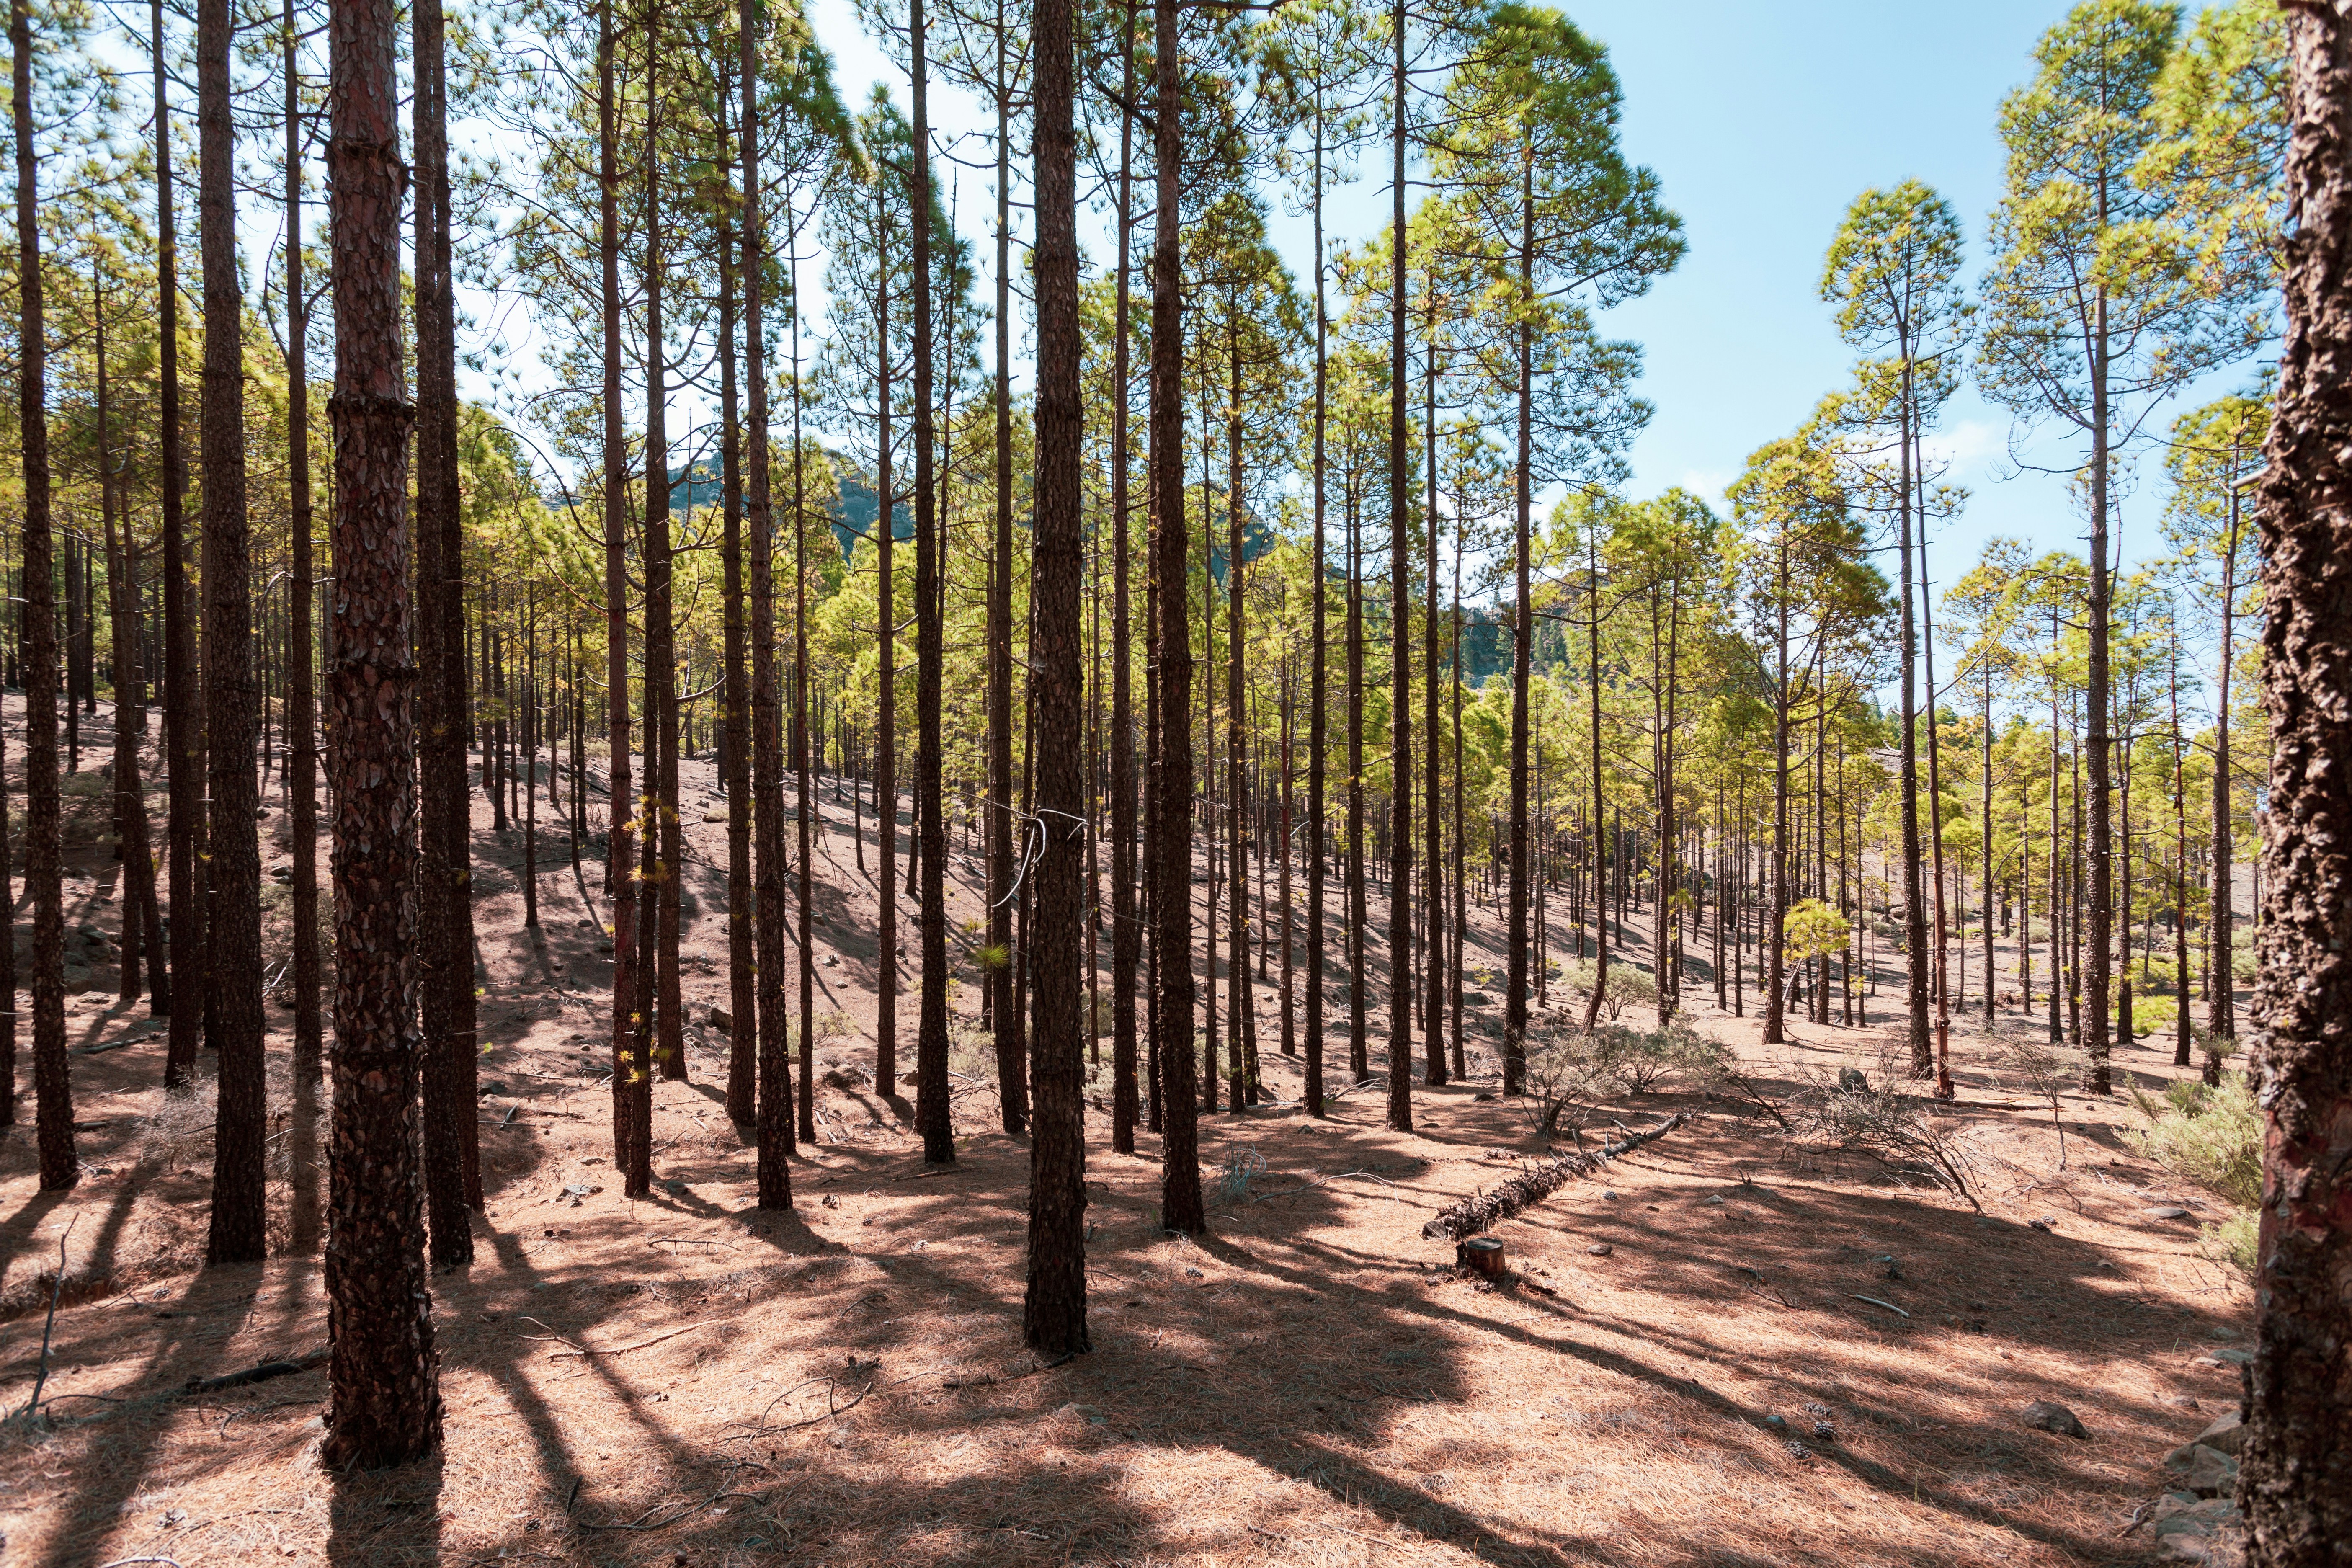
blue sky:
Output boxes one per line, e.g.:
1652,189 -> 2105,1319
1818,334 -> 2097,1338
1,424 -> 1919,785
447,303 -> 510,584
802,0 -> 2266,603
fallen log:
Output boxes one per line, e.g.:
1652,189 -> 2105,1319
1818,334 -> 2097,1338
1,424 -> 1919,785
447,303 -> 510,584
1421,1114 -> 1687,1241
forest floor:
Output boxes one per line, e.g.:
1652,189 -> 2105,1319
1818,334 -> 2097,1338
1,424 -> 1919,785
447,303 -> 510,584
0,703 -> 2254,1567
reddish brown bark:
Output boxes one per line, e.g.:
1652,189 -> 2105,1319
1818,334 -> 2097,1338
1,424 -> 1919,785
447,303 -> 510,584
1148,0 -> 1202,1234
1022,0 -> 1088,1354
742,0 -> 795,1206
413,0 -> 477,1269
2243,7 -> 2352,1560
199,0 -> 265,1260
14,0 -> 71,1187
321,0 -> 439,1467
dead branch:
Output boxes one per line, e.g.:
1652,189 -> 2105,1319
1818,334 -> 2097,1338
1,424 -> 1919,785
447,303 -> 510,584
1420,1115 -> 1687,1241
181,1348 -> 327,1396
546,1321 -> 723,1359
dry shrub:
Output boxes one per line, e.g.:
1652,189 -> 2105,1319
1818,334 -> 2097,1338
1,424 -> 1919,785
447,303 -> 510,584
1783,1066 -> 1983,1211
140,1081 -> 219,1171
948,1020 -> 996,1080
1522,1016 -> 1728,1134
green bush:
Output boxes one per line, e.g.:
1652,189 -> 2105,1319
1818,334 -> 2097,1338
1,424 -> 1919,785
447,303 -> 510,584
1558,958 -> 1658,1021
1605,1018 -> 1728,1095
1783,898 -> 1850,962
2125,1072 -> 2262,1210
2128,994 -> 2178,1039
1521,1016 -> 1727,1130
2205,1210 -> 2259,1275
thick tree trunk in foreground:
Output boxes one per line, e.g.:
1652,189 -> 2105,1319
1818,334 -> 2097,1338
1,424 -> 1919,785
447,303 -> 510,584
15,0 -> 72,1187
322,0 -> 439,1466
1023,0 -> 1088,1352
200,0 -> 266,1262
2242,8 -> 2352,1559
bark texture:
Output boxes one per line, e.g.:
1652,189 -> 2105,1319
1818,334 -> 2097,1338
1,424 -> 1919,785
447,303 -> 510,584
1148,0 -> 1202,1234
155,0 -> 201,1087
15,0 -> 72,1188
322,0 -> 440,1464
1023,0 -> 1089,1354
413,0 -> 478,1268
740,0 -> 794,1207
2243,8 -> 2352,1560
200,0 -> 265,1262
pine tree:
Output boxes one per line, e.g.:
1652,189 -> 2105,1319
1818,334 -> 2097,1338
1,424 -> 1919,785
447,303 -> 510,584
320,0 -> 440,1467
2240,8 -> 2352,1553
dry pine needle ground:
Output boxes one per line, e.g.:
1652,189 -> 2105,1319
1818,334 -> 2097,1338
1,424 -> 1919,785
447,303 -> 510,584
0,740 -> 2251,1567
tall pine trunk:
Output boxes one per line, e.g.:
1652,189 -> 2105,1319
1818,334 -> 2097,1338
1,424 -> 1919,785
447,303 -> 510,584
720,210 -> 756,1124
1023,0 -> 1088,1349
599,0 -> 646,1198
912,0 -> 954,1167
743,0 -> 796,1201
14,0 -> 71,1187
1383,0 -> 1413,1134
1148,0 -> 1203,1232
1108,11 -> 1141,1149
414,0 -> 478,1266
321,0 -> 439,1462
1503,156 -> 1533,1094
280,18 -> 322,1253
154,0 -> 199,1083
200,0 -> 265,1260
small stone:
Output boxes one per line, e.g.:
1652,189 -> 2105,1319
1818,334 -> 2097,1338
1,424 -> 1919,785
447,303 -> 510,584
2164,1442 -> 2240,1498
2021,1400 -> 2089,1439
2145,1494 -> 2244,1566
708,1006 -> 733,1034
1586,1243 -> 1612,1256
1600,1189 -> 1619,1200
2191,1411 -> 2248,1456
1762,1414 -> 1787,1431
1837,1067 -> 1867,1093
2146,1205 -> 2192,1220
663,1179 -> 687,1198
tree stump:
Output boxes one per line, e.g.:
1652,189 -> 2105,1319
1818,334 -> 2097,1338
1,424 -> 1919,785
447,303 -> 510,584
1457,1236 -> 1506,1279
